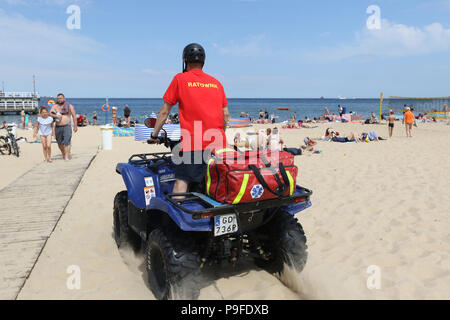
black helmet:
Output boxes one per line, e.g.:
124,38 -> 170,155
182,43 -> 206,72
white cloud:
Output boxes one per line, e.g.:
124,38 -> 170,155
307,19 -> 450,63
0,10 -> 103,66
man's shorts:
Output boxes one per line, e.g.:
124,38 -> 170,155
55,125 -> 72,146
174,150 -> 210,183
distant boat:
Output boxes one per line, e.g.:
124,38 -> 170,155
320,96 -> 324,99
338,96 -> 347,100
277,107 -> 290,111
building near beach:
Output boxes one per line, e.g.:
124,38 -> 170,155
0,92 -> 40,115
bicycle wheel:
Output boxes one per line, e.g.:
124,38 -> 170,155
0,136 -> 11,155
10,135 -> 20,157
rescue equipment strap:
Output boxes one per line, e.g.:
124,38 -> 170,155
206,158 -> 215,196
232,174 -> 249,204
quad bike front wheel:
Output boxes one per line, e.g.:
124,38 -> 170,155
113,191 -> 141,251
254,211 -> 308,275
146,227 -> 202,300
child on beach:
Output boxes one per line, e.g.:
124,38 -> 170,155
388,110 -> 396,138
33,107 -> 55,163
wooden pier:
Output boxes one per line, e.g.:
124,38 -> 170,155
0,92 -> 39,115
0,148 -> 98,299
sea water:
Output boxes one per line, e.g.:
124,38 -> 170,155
1,97 -> 445,125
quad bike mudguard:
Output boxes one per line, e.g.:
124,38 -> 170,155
116,158 -> 212,232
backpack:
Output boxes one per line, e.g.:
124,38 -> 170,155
206,149 -> 298,204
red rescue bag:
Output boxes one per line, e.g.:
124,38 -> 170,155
205,149 -> 298,204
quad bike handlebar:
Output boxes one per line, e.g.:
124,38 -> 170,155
146,128 -> 181,151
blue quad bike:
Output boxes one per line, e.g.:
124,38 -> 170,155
113,128 -> 313,300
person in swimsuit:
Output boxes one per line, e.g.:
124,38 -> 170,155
388,110 -> 396,138
93,111 -> 98,126
49,93 -> 78,161
112,107 -> 118,126
24,113 -> 29,129
124,105 -> 131,127
20,109 -> 25,129
33,106 -> 55,163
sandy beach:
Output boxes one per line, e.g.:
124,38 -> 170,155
1,121 -> 448,300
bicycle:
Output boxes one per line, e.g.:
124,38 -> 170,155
0,126 -> 20,157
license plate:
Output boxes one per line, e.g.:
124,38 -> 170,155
214,214 -> 238,237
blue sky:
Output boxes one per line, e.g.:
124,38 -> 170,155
1,0 -> 450,98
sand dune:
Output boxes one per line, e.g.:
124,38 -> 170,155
4,122 -> 448,300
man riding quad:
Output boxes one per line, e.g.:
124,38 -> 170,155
114,43 -> 311,300
148,43 -> 230,195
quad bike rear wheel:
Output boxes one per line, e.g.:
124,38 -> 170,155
254,211 -> 308,275
113,191 -> 141,251
146,227 -> 202,300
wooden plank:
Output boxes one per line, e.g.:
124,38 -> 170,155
0,148 -> 97,300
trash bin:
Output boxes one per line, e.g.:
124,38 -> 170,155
100,125 -> 113,150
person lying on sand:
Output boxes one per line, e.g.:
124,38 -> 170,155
304,137 -> 318,146
298,121 -> 318,128
327,129 -> 360,143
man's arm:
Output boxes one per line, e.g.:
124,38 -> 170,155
49,106 -> 60,121
223,106 -> 230,132
152,102 -> 173,138
33,122 -> 39,138
71,105 -> 78,132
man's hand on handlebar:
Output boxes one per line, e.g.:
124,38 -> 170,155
147,135 -> 161,144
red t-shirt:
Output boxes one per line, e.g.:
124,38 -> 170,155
163,69 -> 228,151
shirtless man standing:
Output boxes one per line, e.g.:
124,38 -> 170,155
50,93 -> 77,161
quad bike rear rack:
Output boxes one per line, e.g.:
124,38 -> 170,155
128,152 -> 172,166
166,186 -> 313,220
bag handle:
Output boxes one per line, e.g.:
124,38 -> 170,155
248,164 -> 288,197
259,155 -> 291,188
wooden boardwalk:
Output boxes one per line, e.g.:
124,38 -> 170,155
0,149 -> 98,299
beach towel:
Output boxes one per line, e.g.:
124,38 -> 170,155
341,114 -> 352,122
113,126 -> 135,137
60,102 -> 71,115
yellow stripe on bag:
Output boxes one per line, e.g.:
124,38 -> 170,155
215,148 -> 235,155
206,158 -> 215,196
286,171 -> 295,195
232,174 -> 249,204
